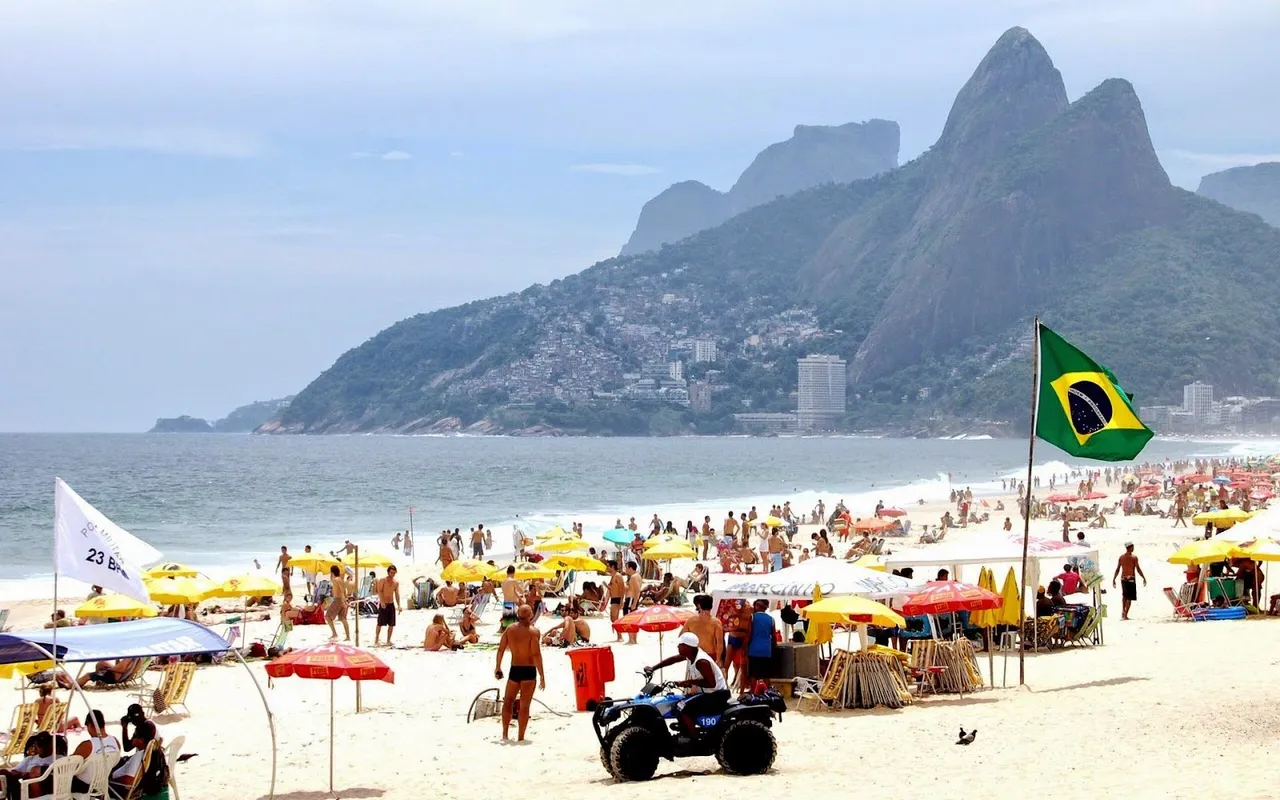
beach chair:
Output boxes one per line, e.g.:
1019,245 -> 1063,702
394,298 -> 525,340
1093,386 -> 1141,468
165,734 -> 186,800
1163,587 -> 1210,620
84,657 -> 153,692
82,749 -> 118,800
133,663 -> 181,711
1063,607 -> 1101,646
115,740 -> 160,800
253,621 -> 293,655
796,651 -> 849,711
34,700 -> 67,734
17,753 -> 82,800
2,702 -> 38,766
0,608 -> 9,632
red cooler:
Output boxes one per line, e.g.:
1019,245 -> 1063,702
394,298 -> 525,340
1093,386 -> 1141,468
567,645 -> 615,711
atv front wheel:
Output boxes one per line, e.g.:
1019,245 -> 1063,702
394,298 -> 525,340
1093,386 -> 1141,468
716,719 -> 776,775
600,746 -> 617,779
609,726 -> 661,782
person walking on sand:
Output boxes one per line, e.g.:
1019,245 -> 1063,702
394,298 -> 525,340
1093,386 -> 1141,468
373,565 -> 402,646
1112,543 -> 1146,620
625,562 -> 643,644
276,546 -> 293,595
607,563 -> 626,641
495,604 -> 545,742
326,564 -> 350,641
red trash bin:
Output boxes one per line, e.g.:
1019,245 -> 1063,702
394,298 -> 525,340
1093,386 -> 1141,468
567,645 -> 614,711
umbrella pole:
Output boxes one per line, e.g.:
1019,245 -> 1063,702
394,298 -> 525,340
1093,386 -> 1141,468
355,548 -> 363,714
329,679 -> 335,794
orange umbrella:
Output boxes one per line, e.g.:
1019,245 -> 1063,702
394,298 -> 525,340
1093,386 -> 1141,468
611,606 -> 695,660
902,580 -> 1002,616
852,517 -> 895,532
267,644 -> 394,793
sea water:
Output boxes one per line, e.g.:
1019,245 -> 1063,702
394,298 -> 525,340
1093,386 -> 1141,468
0,433 -> 1266,599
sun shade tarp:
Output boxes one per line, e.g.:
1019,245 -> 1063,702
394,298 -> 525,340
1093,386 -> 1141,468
0,618 -> 231,665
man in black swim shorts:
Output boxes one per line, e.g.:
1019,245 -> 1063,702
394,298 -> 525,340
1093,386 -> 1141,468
373,565 -> 402,646
495,605 -> 545,741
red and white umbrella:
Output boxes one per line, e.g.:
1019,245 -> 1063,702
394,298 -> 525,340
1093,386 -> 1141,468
901,580 -> 1002,616
612,606 -> 695,659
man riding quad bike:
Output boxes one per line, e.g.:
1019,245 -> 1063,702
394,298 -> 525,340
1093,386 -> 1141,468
591,632 -> 783,781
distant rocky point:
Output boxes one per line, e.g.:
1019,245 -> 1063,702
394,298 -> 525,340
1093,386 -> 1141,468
1197,162 -> 1280,227
619,119 -> 900,256
149,396 -> 294,433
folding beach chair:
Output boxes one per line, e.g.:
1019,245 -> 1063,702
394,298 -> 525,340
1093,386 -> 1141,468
34,700 -> 67,734
2,703 -> 38,766
1163,587 -> 1210,620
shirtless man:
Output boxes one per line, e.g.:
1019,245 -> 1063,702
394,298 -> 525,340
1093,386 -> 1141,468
1112,542 -> 1146,621
423,614 -> 461,651
326,564 -> 350,641
543,607 -> 590,647
470,527 -> 484,558
495,604 -> 545,742
373,565 -> 402,646
723,602 -> 753,684
724,511 -> 739,547
607,563 -> 626,640
437,581 -> 460,607
680,594 -> 724,665
501,565 -> 524,631
625,562 -> 643,644
700,516 -> 713,560
276,546 -> 293,595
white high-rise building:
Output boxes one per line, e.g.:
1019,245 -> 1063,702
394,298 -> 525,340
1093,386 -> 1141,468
797,354 -> 847,430
1183,381 -> 1213,424
693,339 -> 718,363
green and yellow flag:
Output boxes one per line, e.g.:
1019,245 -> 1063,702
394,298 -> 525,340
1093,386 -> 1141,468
1035,323 -> 1153,462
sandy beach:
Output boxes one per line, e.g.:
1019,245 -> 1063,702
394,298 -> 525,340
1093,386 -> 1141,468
6,491 -> 1280,800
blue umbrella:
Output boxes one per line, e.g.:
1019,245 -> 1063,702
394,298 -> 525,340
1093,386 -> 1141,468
603,527 -> 633,545
1213,475 -> 1231,485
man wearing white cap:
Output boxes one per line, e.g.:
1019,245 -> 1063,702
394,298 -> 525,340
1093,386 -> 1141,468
644,632 -> 730,735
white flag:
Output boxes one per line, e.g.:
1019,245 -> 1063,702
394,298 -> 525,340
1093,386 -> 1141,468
54,478 -> 159,603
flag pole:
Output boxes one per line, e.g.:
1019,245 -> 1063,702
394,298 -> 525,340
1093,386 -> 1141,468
52,478 -> 60,685
1019,318 -> 1041,686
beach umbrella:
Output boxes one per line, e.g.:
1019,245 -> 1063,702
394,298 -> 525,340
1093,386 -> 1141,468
1180,474 -> 1212,484
266,644 -> 394,794
1191,508 -> 1255,526
535,534 -> 589,554
602,528 -> 633,545
210,574 -> 281,599
440,559 -> 492,583
851,517 -> 895,532
1228,538 -> 1280,561
805,584 -> 833,645
997,568 -> 1022,627
969,570 -> 999,629
541,554 -> 608,573
144,562 -> 200,579
1168,539 -> 1236,565
289,553 -> 342,575
142,575 -> 217,605
1046,493 -> 1078,503
340,552 -> 396,569
759,516 -> 786,528
535,526 -> 573,541
642,541 -> 697,560
879,508 -> 908,518
487,562 -> 558,582
642,533 -> 686,550
75,594 -> 157,619
0,660 -> 54,680
1213,475 -> 1232,485
800,595 -> 905,652
850,554 -> 887,572
1082,491 -> 1108,500
901,580 -> 1001,616
1132,485 -> 1160,500
612,605 -> 694,659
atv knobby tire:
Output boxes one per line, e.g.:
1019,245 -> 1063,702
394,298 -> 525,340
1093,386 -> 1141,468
609,726 -> 661,782
600,746 -> 617,779
716,719 -> 776,775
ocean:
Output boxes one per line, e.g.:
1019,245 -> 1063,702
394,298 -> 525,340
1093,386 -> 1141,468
0,433 -> 1271,599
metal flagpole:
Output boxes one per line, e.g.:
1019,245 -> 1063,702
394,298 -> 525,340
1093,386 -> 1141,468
1019,318 -> 1042,686
52,479 -> 59,692
354,546 -> 363,713
408,506 -> 415,563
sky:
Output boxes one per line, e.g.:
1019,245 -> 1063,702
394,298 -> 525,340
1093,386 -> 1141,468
2,0 -> 1278,432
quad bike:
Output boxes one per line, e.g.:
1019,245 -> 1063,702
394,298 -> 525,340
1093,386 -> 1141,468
591,672 -> 785,782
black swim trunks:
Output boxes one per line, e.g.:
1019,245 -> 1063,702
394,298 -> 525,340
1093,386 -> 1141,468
1121,577 -> 1137,602
377,603 -> 397,627
508,665 -> 537,683
623,598 -> 634,614
610,597 -> 622,606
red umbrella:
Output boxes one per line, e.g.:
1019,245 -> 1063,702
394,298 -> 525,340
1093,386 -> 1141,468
1082,491 -> 1108,500
879,507 -> 908,518
1180,473 -> 1211,484
1132,485 -> 1160,500
852,517 -> 896,532
267,644 -> 394,793
1046,493 -> 1077,503
612,606 -> 694,660
901,580 -> 1002,616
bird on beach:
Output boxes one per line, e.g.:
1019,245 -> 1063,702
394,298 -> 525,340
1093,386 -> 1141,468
956,728 -> 977,745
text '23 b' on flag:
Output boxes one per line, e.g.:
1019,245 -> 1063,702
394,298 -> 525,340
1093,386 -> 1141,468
1035,323 -> 1153,462
54,478 -> 160,603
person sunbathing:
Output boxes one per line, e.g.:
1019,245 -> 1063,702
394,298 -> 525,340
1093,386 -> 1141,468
542,608 -> 590,647
424,615 -> 464,651
78,658 -> 139,688
457,607 -> 480,645
437,582 -> 460,607
641,573 -> 675,605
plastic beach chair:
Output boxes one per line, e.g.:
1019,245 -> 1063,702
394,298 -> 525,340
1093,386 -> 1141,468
18,754 -> 82,800
165,734 -> 186,800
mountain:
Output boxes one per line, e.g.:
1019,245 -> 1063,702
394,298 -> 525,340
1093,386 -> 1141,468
264,27 -> 1280,436
149,396 -> 294,433
618,119 -> 899,256
1197,162 -> 1280,227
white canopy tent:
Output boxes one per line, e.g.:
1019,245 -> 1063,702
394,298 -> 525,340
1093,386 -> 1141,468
710,557 -> 922,604
1215,507 -> 1279,543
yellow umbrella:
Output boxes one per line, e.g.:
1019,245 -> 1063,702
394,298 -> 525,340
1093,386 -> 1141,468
535,526 -> 573,541
1168,539 -> 1237,565
759,516 -> 786,528
142,575 -> 217,605
535,534 -> 589,553
487,563 -> 558,582
1230,538 -> 1280,561
209,574 -> 282,599
997,567 -> 1022,626
850,554 -> 887,572
144,563 -> 200,579
441,559 -> 492,583
1191,508 -> 1255,527
643,533 -> 686,550
340,552 -> 396,569
76,594 -> 157,619
289,553 -> 342,574
799,595 -> 905,628
0,661 -> 54,680
970,568 -> 997,629
542,554 -> 608,573
642,541 -> 697,560
805,585 -> 833,645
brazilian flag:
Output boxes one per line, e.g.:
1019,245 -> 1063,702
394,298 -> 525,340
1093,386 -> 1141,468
1036,323 -> 1153,462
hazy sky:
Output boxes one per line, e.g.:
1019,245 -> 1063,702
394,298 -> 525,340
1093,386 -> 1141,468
3,0 -> 1278,432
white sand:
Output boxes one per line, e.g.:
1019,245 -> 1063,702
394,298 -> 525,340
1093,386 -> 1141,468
7,495 -> 1280,799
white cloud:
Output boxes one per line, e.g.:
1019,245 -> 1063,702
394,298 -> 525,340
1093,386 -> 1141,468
381,150 -> 411,161
2,126 -> 262,158
1164,149 -> 1280,170
570,162 -> 660,176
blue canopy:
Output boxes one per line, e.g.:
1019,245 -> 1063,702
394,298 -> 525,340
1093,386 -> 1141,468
0,618 -> 232,664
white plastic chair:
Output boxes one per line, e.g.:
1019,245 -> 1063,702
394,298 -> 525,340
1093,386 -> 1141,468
164,735 -> 185,800
19,754 -> 82,800
82,749 -> 119,800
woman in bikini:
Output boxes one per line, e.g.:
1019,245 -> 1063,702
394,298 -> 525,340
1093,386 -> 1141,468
722,602 -> 752,687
